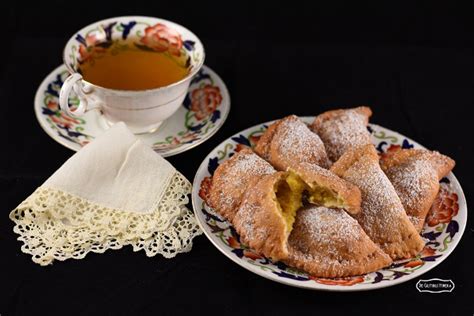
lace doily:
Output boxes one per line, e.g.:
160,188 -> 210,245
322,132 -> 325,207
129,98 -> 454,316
10,172 -> 202,266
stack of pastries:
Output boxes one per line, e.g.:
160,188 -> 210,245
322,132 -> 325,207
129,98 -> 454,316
204,107 -> 455,278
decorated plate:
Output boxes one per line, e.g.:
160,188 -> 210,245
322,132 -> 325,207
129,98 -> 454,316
34,64 -> 230,157
191,118 -> 467,291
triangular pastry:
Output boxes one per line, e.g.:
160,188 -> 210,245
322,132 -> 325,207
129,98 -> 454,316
255,115 -> 331,170
284,206 -> 392,278
233,168 -> 362,261
207,147 -> 275,222
331,144 -> 425,260
254,115 -> 359,213
310,106 -> 372,162
380,148 -> 455,232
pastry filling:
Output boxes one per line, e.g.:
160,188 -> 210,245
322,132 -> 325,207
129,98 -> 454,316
307,186 -> 346,209
275,173 -> 306,230
275,171 -> 345,234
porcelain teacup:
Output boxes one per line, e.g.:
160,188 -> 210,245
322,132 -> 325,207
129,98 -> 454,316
59,16 -> 205,134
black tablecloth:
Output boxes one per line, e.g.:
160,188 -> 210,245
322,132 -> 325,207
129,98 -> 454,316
1,3 -> 473,315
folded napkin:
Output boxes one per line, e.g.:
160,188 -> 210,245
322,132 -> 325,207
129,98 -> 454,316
10,122 -> 201,265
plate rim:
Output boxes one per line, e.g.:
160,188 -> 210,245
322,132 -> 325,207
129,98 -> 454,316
34,64 -> 231,157
191,118 -> 468,291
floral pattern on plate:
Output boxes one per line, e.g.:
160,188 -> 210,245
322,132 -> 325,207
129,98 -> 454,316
34,64 -> 230,157
191,119 -> 467,291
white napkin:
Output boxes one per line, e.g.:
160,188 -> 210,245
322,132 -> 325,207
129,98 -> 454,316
10,122 -> 201,265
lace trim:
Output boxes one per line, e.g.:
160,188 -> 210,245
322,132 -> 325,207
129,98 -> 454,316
9,172 -> 202,265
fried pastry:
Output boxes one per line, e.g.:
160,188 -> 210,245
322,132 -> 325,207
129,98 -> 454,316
285,206 -> 392,278
310,106 -> 372,162
331,144 -> 425,260
381,148 -> 455,232
289,162 -> 361,215
233,172 -> 291,260
254,115 -> 331,170
233,169 -> 362,260
207,147 -> 275,222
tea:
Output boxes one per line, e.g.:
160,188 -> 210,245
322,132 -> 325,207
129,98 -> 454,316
79,47 -> 189,90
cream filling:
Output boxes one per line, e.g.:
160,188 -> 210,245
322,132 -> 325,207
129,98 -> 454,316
275,171 -> 345,235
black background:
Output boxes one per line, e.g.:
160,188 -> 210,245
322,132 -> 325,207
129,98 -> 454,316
1,2 -> 473,315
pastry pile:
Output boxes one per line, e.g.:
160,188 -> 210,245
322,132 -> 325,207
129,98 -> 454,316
205,107 -> 455,278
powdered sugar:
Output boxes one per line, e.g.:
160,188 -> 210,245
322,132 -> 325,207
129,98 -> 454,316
218,191 -> 237,209
231,150 -> 275,180
286,206 -> 377,274
234,152 -> 275,176
385,159 -> 436,210
276,117 -> 329,168
408,215 -> 421,227
236,197 -> 269,242
216,150 -> 275,209
312,109 -> 371,162
289,206 -> 360,255
342,156 -> 404,240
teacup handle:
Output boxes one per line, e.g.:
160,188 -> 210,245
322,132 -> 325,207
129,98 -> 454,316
59,73 -> 101,117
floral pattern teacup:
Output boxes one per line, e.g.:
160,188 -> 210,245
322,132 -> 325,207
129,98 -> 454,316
59,16 -> 205,134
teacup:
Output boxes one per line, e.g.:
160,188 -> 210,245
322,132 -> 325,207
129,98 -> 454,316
59,16 -> 205,134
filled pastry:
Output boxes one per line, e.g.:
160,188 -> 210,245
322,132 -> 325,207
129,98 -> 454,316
288,162 -> 361,215
285,206 -> 392,278
203,108 -> 457,279
254,115 -> 331,170
310,106 -> 372,162
331,144 -> 425,260
233,168 -> 362,261
207,147 -> 275,222
380,148 -> 455,232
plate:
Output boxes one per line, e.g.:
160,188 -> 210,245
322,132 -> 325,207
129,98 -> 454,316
34,64 -> 230,157
191,118 -> 467,291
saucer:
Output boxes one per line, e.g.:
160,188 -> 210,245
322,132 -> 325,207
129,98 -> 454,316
34,64 -> 230,157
